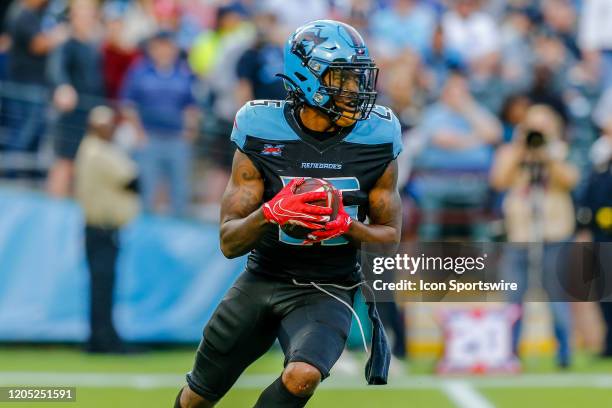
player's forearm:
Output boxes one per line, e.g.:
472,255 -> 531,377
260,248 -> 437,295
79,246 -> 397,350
344,221 -> 400,245
219,207 -> 268,258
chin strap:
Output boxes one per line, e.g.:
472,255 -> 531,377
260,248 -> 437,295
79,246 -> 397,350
276,73 -> 303,99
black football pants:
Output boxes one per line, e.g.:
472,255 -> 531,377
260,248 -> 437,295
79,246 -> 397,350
186,271 -> 356,402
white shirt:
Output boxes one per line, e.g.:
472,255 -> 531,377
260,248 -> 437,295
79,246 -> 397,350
265,0 -> 330,31
579,0 -> 612,51
442,11 -> 500,61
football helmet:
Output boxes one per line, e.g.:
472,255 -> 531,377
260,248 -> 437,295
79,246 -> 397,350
282,20 -> 378,122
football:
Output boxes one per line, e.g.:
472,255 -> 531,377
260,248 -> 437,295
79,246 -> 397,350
281,178 -> 339,239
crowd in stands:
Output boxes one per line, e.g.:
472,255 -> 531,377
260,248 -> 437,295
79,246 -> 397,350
0,0 -> 609,233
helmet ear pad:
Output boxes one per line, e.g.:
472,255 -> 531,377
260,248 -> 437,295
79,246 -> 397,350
291,59 -> 332,109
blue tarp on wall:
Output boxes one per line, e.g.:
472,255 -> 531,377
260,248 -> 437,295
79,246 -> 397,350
0,188 -> 246,342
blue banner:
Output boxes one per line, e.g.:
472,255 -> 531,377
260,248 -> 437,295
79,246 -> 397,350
0,188 -> 246,342
0,188 -> 369,347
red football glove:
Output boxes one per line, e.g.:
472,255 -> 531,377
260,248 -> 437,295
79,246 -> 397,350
262,178 -> 332,230
305,191 -> 353,244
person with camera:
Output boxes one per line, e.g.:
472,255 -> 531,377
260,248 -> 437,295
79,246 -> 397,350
491,104 -> 579,368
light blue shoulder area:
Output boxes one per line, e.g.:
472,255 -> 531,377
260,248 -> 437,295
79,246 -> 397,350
345,105 -> 403,158
230,100 -> 299,149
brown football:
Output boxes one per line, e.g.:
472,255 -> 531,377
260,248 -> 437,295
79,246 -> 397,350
281,178 -> 339,240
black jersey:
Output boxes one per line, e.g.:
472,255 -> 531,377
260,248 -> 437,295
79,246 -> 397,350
230,100 -> 403,282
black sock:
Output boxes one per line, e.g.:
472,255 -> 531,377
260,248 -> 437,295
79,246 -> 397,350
253,376 -> 312,408
174,388 -> 183,408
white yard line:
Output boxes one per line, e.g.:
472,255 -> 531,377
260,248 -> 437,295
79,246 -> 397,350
0,372 -> 185,389
441,381 -> 495,408
0,372 -> 611,391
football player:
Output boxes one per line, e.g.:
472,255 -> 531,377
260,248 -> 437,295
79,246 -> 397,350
175,20 -> 403,408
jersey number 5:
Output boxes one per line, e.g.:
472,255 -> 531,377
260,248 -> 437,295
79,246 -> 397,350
279,176 -> 360,246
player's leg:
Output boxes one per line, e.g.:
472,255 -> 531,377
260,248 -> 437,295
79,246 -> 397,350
253,361 -> 321,408
253,286 -> 356,407
176,272 -> 279,407
176,386 -> 212,408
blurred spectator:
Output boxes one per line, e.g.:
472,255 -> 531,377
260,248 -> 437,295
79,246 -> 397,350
0,0 -> 14,80
416,71 -> 501,165
189,4 -> 253,134
151,0 -> 181,32
532,31 -> 576,89
0,1 -> 13,31
46,0 -> 105,197
442,0 -> 500,67
177,0 -> 217,49
75,105 -> 139,354
541,0 -> 580,60
380,50 -> 426,130
188,3 -> 252,78
491,104 -> 578,243
171,3 -> 205,52
422,24 -> 465,101
121,31 -> 199,217
499,5 -> 535,93
491,104 -> 579,368
336,0 -> 372,35
101,1 -> 141,101
412,71 -> 501,240
443,0 -> 504,112
577,89 -> 612,358
235,4 -> 286,105
370,0 -> 436,58
265,0 -> 331,31
2,0 -> 66,153
189,4 -> 254,206
119,0 -> 158,49
578,0 -> 612,88
528,63 -> 569,122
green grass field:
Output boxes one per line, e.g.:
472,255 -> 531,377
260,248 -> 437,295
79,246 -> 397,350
0,347 -> 611,408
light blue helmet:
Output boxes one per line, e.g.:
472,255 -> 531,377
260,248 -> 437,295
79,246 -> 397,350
281,20 -> 378,121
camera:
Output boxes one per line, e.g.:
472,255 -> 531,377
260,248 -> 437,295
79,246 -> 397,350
525,130 -> 546,149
